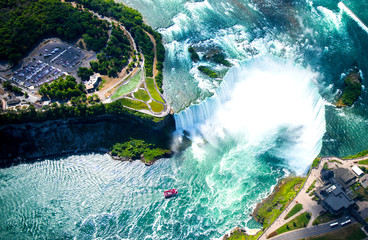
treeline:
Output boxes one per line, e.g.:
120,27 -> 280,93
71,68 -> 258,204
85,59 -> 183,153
70,0 -> 165,91
2,82 -> 25,96
90,24 -> 132,78
0,98 -> 161,125
38,76 -> 86,101
0,0 -> 109,64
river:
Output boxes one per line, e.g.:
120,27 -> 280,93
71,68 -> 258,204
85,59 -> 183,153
1,0 -> 368,239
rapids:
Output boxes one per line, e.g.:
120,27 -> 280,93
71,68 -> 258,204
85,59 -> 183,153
1,0 -> 368,239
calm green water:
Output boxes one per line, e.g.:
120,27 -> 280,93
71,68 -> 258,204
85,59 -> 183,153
1,0 -> 368,239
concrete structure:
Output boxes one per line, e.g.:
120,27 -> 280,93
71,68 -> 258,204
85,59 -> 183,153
332,168 -> 357,189
318,179 -> 355,215
6,98 -> 20,106
352,165 -> 364,176
85,73 -> 101,93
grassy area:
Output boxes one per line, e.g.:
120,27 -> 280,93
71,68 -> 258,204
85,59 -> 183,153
323,162 -> 329,170
98,78 -> 106,90
310,223 -> 366,240
307,180 -> 316,193
120,98 -> 149,111
253,177 -> 306,229
149,101 -> 164,113
329,159 -> 342,164
146,77 -> 164,103
342,149 -> 368,160
134,89 -> 150,102
312,212 -> 340,226
284,203 -> 303,220
359,159 -> 368,165
351,183 -> 368,200
311,158 -> 321,168
272,212 -> 311,236
225,230 -> 263,240
111,70 -> 141,100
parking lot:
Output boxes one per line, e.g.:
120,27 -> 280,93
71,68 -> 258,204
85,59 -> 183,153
10,40 -> 87,89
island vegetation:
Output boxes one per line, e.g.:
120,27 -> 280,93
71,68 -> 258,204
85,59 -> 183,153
188,47 -> 199,62
204,52 -> 232,67
110,139 -> 171,164
198,66 -> 218,78
336,69 -> 362,107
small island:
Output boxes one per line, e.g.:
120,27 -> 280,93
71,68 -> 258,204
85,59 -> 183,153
336,68 -> 362,107
198,66 -> 218,78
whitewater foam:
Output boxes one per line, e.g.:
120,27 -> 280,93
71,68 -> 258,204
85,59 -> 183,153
339,2 -> 368,34
175,56 -> 326,174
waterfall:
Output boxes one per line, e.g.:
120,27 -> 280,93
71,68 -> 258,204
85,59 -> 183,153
174,56 -> 326,173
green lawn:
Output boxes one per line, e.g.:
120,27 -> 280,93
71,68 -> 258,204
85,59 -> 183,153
253,177 -> 306,229
329,159 -> 342,164
359,159 -> 368,165
284,203 -> 303,220
306,180 -> 316,193
98,78 -> 106,90
275,212 -> 311,235
312,212 -> 340,226
149,101 -> 164,113
310,223 -> 366,240
311,158 -> 321,168
323,162 -> 329,170
342,149 -> 368,159
146,77 -> 164,103
111,70 -> 141,100
225,230 -> 263,240
120,98 -> 149,111
134,89 -> 150,102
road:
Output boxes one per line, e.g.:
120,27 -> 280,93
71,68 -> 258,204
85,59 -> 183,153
272,215 -> 356,240
262,155 -> 368,240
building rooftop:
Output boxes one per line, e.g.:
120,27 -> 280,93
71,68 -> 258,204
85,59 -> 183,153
352,165 -> 364,176
319,179 -> 355,215
332,168 -> 357,189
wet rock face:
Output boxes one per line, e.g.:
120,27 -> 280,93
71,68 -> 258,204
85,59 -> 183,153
0,115 -> 175,167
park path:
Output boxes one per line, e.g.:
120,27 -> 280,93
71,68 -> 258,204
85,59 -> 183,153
258,154 -> 368,240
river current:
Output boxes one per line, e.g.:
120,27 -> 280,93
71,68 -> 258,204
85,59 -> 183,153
1,0 -> 368,239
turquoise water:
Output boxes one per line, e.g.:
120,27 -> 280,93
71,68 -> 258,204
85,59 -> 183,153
1,0 -> 368,239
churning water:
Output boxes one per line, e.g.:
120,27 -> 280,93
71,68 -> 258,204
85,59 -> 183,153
1,0 -> 368,239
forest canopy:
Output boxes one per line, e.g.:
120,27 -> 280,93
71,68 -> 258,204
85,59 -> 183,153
0,0 -> 109,65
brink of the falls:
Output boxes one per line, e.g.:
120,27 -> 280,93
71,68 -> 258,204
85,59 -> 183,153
174,56 -> 326,174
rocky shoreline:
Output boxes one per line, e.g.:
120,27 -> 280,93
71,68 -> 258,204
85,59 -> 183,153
0,114 -> 175,167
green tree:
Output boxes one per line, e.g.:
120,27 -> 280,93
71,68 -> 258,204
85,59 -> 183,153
78,67 -> 94,81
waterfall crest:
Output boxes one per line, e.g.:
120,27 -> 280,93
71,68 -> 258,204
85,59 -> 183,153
174,56 -> 326,173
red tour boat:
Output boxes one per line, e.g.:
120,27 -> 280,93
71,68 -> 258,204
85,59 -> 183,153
164,189 -> 178,198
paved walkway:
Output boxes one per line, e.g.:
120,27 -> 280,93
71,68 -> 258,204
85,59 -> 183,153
259,154 -> 368,240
